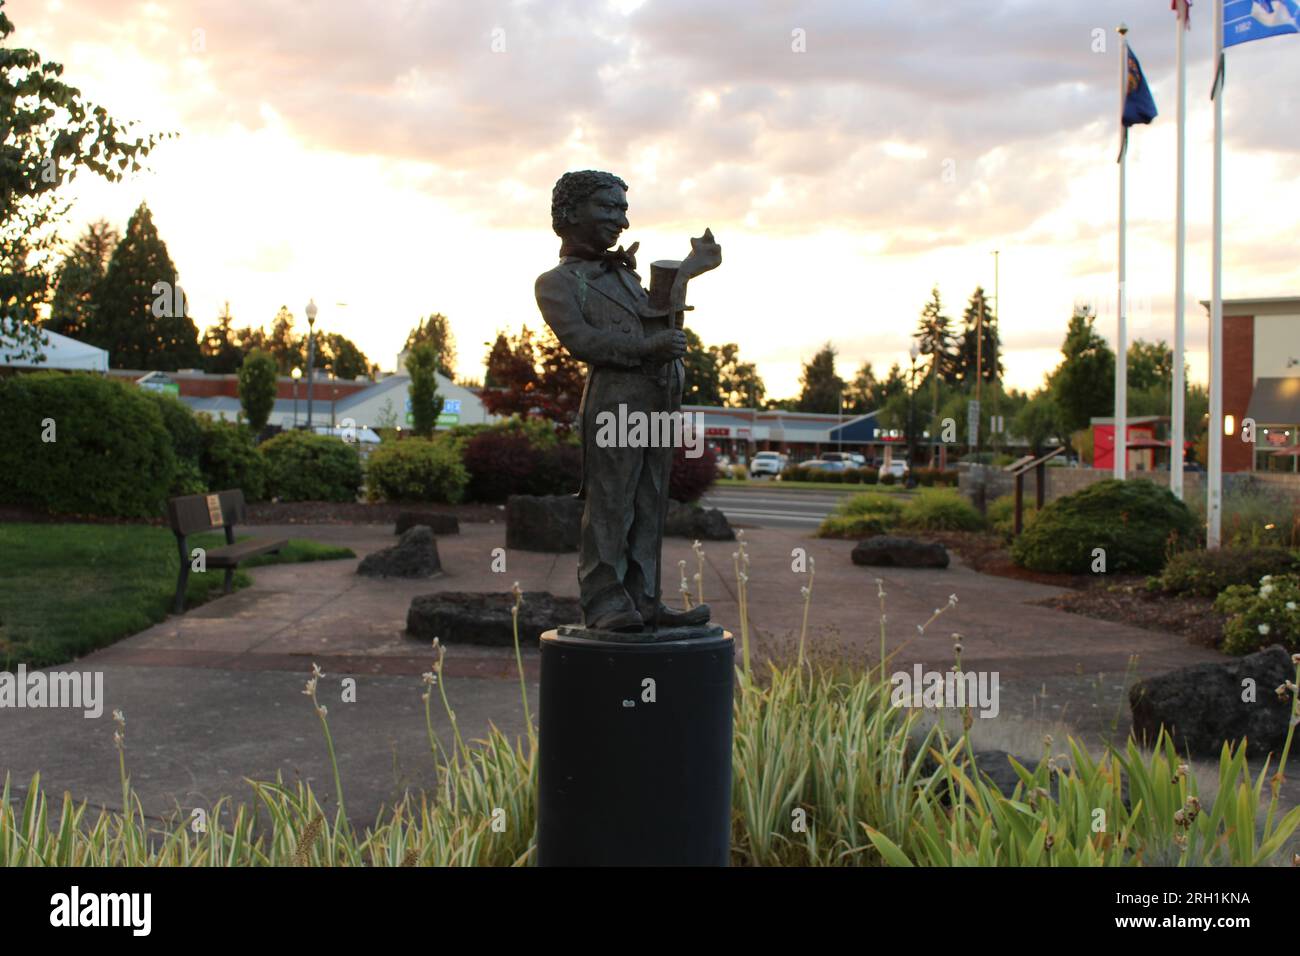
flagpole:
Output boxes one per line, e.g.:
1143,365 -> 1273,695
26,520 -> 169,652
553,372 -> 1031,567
1208,0 -> 1224,548
1171,0 -> 1188,500
1115,23 -> 1129,481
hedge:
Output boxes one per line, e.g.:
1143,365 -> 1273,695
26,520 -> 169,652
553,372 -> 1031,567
0,372 -> 176,518
259,431 -> 362,502
1012,479 -> 1199,575
198,416 -> 267,501
366,437 -> 469,504
1157,547 -> 1300,598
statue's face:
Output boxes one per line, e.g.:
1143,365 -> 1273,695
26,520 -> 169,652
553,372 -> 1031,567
567,184 -> 629,251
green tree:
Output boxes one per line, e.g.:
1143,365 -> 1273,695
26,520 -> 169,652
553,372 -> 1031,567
1051,304 -> 1115,437
406,341 -> 444,438
87,203 -> 200,369
797,342 -> 844,413
318,332 -> 372,380
405,313 -> 457,379
682,328 -> 722,405
953,286 -> 1003,387
199,302 -> 246,373
1012,390 -> 1061,456
1127,338 -> 1173,391
237,348 -> 278,432
711,342 -> 765,408
266,306 -> 303,373
914,285 -> 958,386
0,2 -> 161,360
45,219 -> 118,339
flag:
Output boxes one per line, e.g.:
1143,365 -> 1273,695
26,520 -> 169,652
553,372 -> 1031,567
1123,48 -> 1159,126
1225,0 -> 1300,47
1172,0 -> 1193,27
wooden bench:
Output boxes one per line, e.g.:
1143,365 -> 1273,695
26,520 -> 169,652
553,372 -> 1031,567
168,490 -> 287,614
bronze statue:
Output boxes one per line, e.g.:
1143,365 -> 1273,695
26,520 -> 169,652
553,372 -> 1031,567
536,170 -> 721,635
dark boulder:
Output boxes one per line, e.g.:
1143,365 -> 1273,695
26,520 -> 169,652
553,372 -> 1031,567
851,535 -> 949,569
665,499 -> 734,541
1129,645 -> 1296,759
394,511 -> 459,536
505,494 -> 583,552
357,526 -> 441,579
406,590 -> 582,646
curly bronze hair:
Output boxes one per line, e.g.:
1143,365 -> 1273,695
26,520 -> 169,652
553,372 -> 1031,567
550,169 -> 628,235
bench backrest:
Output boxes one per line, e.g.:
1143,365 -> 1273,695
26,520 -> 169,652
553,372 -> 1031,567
168,489 -> 247,537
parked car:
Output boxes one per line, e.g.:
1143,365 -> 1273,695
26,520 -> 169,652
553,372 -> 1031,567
749,450 -> 787,477
882,459 -> 909,478
715,454 -> 733,478
802,459 -> 850,474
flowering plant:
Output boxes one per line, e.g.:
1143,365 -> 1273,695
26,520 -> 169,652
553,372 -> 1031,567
1215,574 -> 1300,654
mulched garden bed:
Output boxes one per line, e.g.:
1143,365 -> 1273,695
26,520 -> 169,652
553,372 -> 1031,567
924,530 -> 1226,648
0,501 -> 508,527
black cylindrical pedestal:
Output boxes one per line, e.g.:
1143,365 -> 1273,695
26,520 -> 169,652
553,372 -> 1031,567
537,629 -> 734,866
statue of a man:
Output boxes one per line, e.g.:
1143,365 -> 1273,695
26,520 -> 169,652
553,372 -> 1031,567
536,170 -> 717,633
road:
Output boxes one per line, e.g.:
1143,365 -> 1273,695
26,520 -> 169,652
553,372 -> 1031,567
700,482 -> 864,530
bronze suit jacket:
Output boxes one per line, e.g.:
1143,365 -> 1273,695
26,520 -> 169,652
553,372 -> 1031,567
535,256 -> 683,493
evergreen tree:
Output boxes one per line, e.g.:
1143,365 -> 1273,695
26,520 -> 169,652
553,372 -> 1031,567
46,220 -> 119,339
266,306 -> 304,373
88,203 -> 200,370
406,341 -> 444,438
237,348 -> 278,431
913,285 -> 958,386
1051,304 -> 1115,437
319,332 -> 372,380
404,313 -> 457,379
199,302 -> 246,373
954,286 -> 1003,387
797,342 -> 844,414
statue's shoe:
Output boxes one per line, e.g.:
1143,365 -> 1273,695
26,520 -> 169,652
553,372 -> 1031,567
586,608 -> 645,633
639,602 -> 711,628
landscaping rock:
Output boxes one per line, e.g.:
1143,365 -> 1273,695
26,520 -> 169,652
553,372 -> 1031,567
851,535 -> 949,569
394,511 -> 460,536
505,494 -> 583,552
665,499 -> 735,541
356,526 -> 441,578
1129,645 -> 1296,759
406,590 -> 582,646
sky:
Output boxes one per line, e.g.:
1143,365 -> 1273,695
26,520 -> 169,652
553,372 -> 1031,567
14,0 -> 1300,398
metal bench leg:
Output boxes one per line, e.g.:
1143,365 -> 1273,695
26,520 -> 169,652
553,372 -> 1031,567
175,536 -> 190,614
223,567 -> 235,594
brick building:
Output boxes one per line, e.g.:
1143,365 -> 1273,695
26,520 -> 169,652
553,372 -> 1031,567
1207,297 -> 1300,473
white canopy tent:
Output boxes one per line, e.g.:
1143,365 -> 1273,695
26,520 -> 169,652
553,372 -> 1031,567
0,325 -> 109,372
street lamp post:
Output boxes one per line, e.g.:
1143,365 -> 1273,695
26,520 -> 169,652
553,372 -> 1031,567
304,299 -> 318,429
908,342 -> 920,476
291,367 -> 302,428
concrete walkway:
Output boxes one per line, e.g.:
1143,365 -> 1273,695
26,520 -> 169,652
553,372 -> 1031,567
0,522 -> 1230,825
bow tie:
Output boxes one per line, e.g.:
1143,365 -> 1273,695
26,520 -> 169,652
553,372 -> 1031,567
595,242 -> 639,273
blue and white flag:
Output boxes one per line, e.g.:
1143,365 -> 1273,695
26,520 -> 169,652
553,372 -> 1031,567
1225,0 -> 1300,47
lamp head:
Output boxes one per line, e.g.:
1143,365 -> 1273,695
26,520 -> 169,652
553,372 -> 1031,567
305,299 -> 318,325
291,367 -> 302,380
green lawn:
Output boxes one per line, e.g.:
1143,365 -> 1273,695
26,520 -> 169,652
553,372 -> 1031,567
0,524 -> 354,670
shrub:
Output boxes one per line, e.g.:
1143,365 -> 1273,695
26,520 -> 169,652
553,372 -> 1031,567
879,472 -> 896,486
237,349 -> 278,432
366,438 -> 468,504
987,494 -> 1039,539
900,489 -> 985,532
1012,479 -> 1199,575
1158,547 -> 1300,598
913,467 -> 937,487
858,466 -> 879,485
528,443 -> 583,496
670,443 -> 717,503
817,514 -> 889,539
0,371 -> 175,517
462,431 -> 541,503
817,492 -> 902,538
781,465 -> 809,482
1215,574 -> 1300,655
406,341 -> 444,438
259,431 -> 362,502
197,416 -> 266,501
144,391 -> 205,495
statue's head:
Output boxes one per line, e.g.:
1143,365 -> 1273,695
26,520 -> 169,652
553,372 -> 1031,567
551,169 -> 629,251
